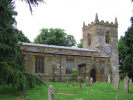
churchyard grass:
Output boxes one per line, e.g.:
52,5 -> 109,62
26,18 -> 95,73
0,81 -> 133,100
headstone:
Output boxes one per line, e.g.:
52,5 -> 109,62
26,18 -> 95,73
90,77 -> 93,85
112,80 -> 114,85
72,83 -> 75,86
21,85 -> 26,98
129,78 -> 132,84
108,74 -> 111,84
116,94 -> 119,100
113,74 -> 119,90
67,81 -> 68,87
122,74 -> 129,93
39,72 -> 41,80
86,77 -> 90,86
48,85 -> 54,100
78,77 -> 82,90
81,78 -> 84,83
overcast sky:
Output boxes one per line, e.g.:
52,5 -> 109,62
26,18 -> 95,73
15,0 -> 133,44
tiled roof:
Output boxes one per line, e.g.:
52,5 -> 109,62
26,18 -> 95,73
20,42 -> 98,52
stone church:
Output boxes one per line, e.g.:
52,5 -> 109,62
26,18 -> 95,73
18,14 -> 119,82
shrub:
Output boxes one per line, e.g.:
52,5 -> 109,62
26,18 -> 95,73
70,68 -> 78,79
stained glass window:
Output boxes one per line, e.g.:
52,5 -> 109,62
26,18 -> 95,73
66,61 -> 68,74
35,57 -> 44,73
66,59 -> 74,74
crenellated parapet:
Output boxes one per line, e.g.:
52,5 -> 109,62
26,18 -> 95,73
82,13 -> 118,31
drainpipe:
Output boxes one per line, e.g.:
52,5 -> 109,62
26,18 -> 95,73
60,55 -> 61,82
85,64 -> 86,78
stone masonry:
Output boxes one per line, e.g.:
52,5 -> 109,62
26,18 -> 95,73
82,13 -> 119,79
18,13 -> 119,82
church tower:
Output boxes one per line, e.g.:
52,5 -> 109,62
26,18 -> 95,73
82,13 -> 119,79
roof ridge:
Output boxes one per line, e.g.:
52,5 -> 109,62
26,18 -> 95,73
20,42 -> 98,52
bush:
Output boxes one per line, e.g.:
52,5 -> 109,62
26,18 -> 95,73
70,68 -> 78,79
65,77 -> 71,82
119,73 -> 125,80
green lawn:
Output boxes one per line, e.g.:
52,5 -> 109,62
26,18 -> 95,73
0,81 -> 133,100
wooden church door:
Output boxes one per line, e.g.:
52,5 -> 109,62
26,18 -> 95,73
90,69 -> 95,81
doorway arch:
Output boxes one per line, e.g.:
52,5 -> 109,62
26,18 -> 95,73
90,69 -> 96,81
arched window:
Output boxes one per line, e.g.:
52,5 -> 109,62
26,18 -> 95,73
66,59 -> 74,74
35,57 -> 44,73
87,33 -> 91,46
105,31 -> 109,43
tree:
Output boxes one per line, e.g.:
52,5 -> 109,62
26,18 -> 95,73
77,39 -> 83,48
65,35 -> 77,46
34,28 -> 77,46
118,36 -> 126,72
118,36 -> 126,79
0,0 -> 46,89
15,29 -> 31,43
20,0 -> 45,14
123,17 -> 133,79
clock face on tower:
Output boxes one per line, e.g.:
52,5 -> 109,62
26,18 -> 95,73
105,47 -> 112,54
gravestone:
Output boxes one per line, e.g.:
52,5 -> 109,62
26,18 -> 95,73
90,77 -> 93,85
113,74 -> 119,90
86,77 -> 90,86
78,77 -> 82,90
108,74 -> 111,84
112,80 -> 114,85
122,74 -> 129,93
48,85 -> 54,100
116,94 -> 119,100
21,85 -> 26,98
129,79 -> 132,84
81,78 -> 84,83
119,77 -> 121,82
72,83 -> 75,86
67,81 -> 68,87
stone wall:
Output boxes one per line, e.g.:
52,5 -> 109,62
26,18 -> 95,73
21,48 -> 110,82
97,24 -> 119,79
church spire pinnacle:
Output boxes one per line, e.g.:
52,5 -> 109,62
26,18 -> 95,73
114,17 -> 118,24
95,13 -> 99,22
83,21 -> 85,28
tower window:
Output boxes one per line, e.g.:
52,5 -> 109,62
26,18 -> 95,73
105,31 -> 109,43
87,33 -> 91,46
